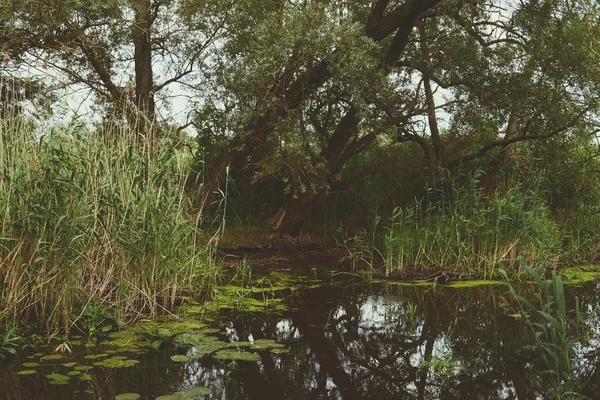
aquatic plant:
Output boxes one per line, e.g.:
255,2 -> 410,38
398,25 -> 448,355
500,262 -> 587,399
384,174 -> 560,278
0,327 -> 22,360
0,115 -> 219,331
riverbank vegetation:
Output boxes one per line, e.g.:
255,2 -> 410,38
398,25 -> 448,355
0,117 -> 218,331
1,0 -> 600,334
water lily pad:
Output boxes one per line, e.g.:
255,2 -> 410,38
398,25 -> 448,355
251,339 -> 286,350
74,365 -> 94,371
79,373 -> 93,381
46,373 -> 70,381
115,393 -> 141,400
93,357 -> 140,368
63,362 -> 77,367
40,354 -> 63,361
49,380 -> 70,385
170,355 -> 189,362
84,353 -> 109,360
226,341 -> 252,348
17,370 -> 37,375
180,387 -> 211,398
67,370 -> 82,376
212,349 -> 261,362
22,362 -> 40,368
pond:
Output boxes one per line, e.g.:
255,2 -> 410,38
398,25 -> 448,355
1,268 -> 599,400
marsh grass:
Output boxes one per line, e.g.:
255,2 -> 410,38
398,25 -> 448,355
0,116 -> 218,332
384,174 -> 561,278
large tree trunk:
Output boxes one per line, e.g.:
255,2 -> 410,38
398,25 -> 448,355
131,0 -> 156,135
267,111 -> 360,234
198,0 -> 443,229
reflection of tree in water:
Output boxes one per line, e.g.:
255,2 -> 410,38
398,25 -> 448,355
1,282 -> 599,399
221,283 -> 600,400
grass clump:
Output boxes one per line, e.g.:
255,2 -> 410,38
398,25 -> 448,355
384,175 -> 561,278
0,116 -> 217,332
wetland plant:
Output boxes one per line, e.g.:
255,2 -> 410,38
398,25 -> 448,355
0,326 -> 22,360
0,116 -> 217,332
500,262 -> 587,399
384,177 -> 560,278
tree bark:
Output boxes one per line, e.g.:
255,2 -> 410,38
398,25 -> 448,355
131,0 -> 156,135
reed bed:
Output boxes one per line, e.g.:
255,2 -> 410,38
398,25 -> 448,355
0,116 -> 217,331
384,177 -> 562,278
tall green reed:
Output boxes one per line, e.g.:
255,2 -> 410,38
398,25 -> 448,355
500,263 -> 587,399
0,116 -> 218,332
384,173 -> 561,278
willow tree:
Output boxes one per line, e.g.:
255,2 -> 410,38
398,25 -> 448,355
192,0 -> 600,234
0,0 -> 226,133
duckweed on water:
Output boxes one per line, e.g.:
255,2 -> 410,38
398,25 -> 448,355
560,265 -> 600,284
444,280 -> 502,288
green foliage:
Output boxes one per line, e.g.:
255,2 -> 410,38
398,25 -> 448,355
500,263 -> 587,399
385,173 -> 561,277
0,116 -> 217,331
0,326 -> 22,360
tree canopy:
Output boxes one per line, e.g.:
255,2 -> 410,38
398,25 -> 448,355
2,0 -> 600,233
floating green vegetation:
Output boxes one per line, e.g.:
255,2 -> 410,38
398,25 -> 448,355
73,365 -> 93,371
46,373 -> 70,385
40,354 -> 63,361
93,356 -> 140,368
170,355 -> 189,362
444,280 -> 502,288
79,373 -> 93,381
84,353 -> 109,360
63,362 -> 77,367
371,279 -> 435,287
16,370 -> 36,375
21,362 -> 39,368
559,265 -> 600,285
67,370 -> 82,376
204,293 -> 288,314
155,386 -> 211,400
250,339 -> 285,350
115,393 -> 141,400
212,349 -> 261,362
226,341 -> 252,348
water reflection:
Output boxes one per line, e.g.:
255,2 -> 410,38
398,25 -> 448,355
1,281 -> 600,399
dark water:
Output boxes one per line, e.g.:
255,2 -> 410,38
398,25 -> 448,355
2,275 -> 600,400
